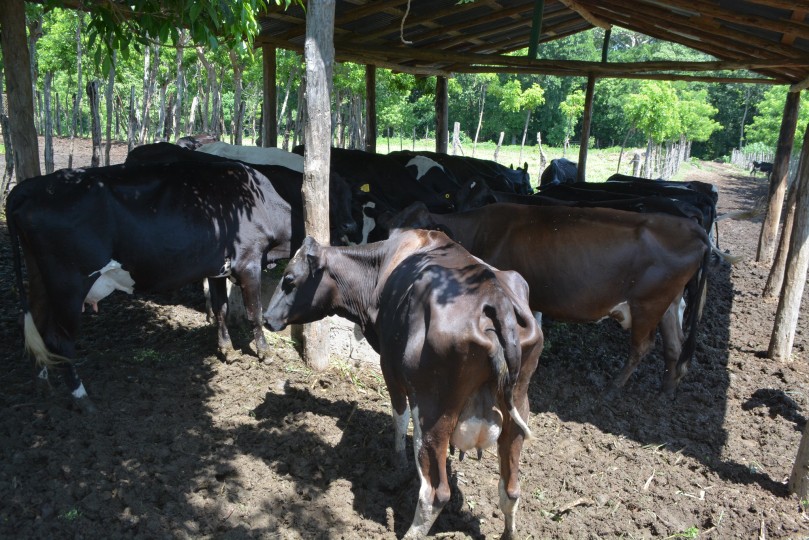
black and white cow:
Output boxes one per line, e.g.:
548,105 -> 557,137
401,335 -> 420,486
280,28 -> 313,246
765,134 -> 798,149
7,161 -> 293,411
263,230 -> 543,538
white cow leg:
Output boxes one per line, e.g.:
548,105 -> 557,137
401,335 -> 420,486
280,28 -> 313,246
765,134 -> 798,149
403,405 -> 443,539
499,477 -> 520,539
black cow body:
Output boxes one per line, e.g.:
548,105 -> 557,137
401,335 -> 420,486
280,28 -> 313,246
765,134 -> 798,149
291,146 -> 455,245
539,158 -> 578,186
263,231 -> 543,538
127,142 -> 357,246
7,162 -> 293,410
390,150 -> 533,195
386,152 -> 460,202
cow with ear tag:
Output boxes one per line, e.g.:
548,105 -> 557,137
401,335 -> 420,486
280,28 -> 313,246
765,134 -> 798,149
263,230 -> 543,540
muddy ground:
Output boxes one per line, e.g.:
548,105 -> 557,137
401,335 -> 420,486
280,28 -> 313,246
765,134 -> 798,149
1,138 -> 808,539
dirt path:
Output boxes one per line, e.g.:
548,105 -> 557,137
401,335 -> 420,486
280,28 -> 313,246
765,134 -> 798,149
1,141 -> 808,538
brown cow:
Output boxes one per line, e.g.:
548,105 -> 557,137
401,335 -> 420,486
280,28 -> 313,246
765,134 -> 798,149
263,230 -> 543,539
390,202 -> 711,395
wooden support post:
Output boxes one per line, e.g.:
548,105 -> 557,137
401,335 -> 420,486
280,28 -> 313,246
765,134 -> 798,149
527,0 -> 545,60
435,76 -> 448,153
756,90 -> 801,263
577,28 -> 610,183
301,0 -> 335,371
769,118 -> 809,362
262,44 -> 278,147
365,64 -> 376,153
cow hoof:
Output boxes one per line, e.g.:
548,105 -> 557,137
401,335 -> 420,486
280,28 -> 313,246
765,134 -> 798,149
74,397 -> 97,414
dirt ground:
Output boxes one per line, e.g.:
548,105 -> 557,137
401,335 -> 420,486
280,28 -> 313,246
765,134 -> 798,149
1,138 -> 809,539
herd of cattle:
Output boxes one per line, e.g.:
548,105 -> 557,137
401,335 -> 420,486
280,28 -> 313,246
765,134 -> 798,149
6,139 -> 723,538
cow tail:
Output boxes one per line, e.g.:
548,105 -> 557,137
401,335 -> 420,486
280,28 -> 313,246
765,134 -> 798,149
484,302 -> 534,441
8,213 -> 62,368
677,245 -> 711,380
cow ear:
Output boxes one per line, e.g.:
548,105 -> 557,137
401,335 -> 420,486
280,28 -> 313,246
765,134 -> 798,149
302,236 -> 324,275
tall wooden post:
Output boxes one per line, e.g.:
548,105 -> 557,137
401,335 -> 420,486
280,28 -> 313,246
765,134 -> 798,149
435,76 -> 448,154
756,91 -> 801,263
262,44 -> 278,147
527,0 -> 545,59
577,28 -> 611,182
300,0 -> 335,371
365,64 -> 376,153
0,0 -> 41,181
768,118 -> 809,361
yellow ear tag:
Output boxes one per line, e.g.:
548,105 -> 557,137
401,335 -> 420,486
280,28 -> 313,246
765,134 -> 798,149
360,184 -> 370,193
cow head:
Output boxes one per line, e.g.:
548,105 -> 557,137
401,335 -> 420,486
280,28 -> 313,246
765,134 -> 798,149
263,236 -> 331,331
454,178 -> 497,212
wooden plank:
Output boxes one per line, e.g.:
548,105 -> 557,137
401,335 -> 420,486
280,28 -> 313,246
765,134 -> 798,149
558,0 -> 611,29
365,64 -> 377,153
647,0 -> 809,36
528,0 -> 546,59
435,76 -> 448,154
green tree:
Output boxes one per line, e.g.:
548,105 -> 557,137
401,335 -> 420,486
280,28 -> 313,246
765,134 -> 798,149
559,88 -> 585,154
746,86 -> 809,148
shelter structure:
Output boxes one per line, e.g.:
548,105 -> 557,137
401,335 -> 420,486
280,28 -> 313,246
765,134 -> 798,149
255,0 -> 809,159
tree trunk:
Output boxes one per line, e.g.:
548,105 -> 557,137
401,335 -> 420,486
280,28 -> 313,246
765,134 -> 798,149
300,0 -> 336,371
164,92 -> 175,142
68,14 -> 84,169
139,42 -> 159,144
105,50 -> 116,165
756,91 -> 801,264
0,114 -> 14,199
86,80 -> 102,167
127,85 -> 136,152
739,86 -> 752,149
473,83 -> 487,157
27,15 -> 43,134
155,82 -> 167,142
365,64 -> 376,153
43,71 -> 54,174
768,119 -> 809,361
616,126 -> 635,174
293,77 -> 305,148
188,95 -> 199,134
229,51 -> 244,145
56,91 -> 62,137
643,137 -> 654,178
1,0 -> 41,182
173,30 -> 187,141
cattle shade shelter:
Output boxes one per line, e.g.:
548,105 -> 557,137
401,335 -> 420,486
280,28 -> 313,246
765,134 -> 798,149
256,0 -> 809,85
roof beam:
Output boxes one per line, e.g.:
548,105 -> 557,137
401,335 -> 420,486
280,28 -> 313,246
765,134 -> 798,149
557,0 -> 611,29
640,0 -> 809,36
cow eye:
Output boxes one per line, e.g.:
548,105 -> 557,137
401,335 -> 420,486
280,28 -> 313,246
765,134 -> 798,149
282,274 -> 295,290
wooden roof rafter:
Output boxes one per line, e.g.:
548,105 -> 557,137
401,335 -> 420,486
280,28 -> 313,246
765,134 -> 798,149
256,0 -> 809,85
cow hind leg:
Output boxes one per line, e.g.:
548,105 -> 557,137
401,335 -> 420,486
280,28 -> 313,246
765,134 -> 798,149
660,299 -> 686,395
234,266 -> 269,361
606,324 -> 657,396
207,277 -> 236,360
403,403 -> 452,540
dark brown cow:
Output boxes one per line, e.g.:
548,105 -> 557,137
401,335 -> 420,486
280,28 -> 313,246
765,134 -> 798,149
391,202 -> 712,395
263,230 -> 543,538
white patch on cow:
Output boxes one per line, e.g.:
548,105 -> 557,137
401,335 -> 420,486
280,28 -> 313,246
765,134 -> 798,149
470,180 -> 477,189
197,141 -> 304,172
38,366 -> 49,380
678,297 -> 686,328
606,301 -> 632,329
406,155 -> 443,180
499,477 -> 520,536
405,404 -> 441,539
451,388 -> 503,453
393,406 -> 411,467
360,201 -> 376,245
71,382 -> 88,399
84,260 -> 135,312
533,311 -> 543,328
